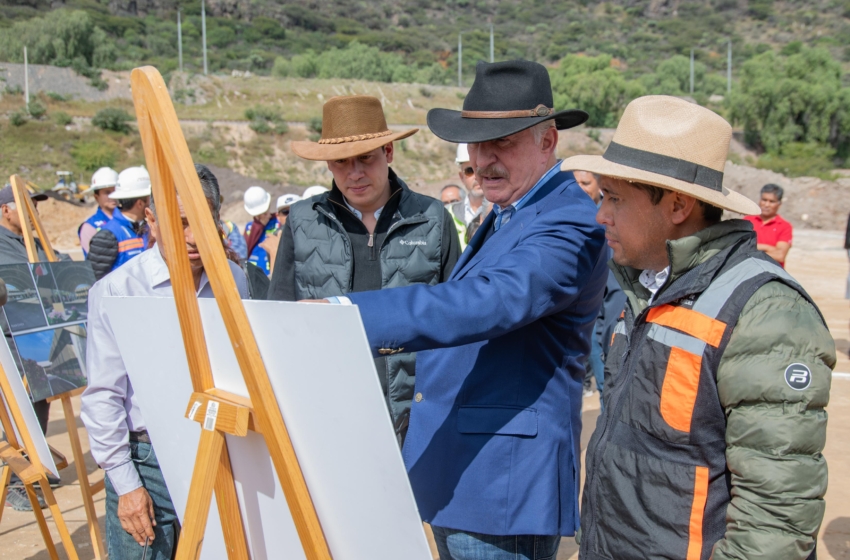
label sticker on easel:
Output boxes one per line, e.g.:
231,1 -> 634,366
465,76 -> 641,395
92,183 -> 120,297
203,401 -> 219,431
188,401 -> 202,421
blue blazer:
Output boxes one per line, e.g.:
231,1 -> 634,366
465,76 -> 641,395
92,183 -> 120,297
349,170 -> 607,536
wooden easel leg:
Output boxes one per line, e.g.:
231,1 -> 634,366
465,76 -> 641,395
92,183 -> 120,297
175,429 -> 225,560
0,464 -> 10,525
39,477 -> 80,560
26,482 -> 60,560
60,395 -> 106,559
215,442 -> 250,560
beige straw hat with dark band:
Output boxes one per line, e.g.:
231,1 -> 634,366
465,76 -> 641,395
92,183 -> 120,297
561,95 -> 759,215
291,95 -> 418,161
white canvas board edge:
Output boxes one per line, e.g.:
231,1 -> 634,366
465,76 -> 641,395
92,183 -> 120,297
0,333 -> 59,478
104,295 -> 431,560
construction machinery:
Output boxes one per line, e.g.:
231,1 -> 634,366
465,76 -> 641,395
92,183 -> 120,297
50,171 -> 92,204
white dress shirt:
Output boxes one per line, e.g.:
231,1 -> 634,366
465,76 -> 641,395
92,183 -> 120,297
463,196 -> 489,226
80,248 -> 249,495
639,266 -> 670,303
343,196 -> 384,221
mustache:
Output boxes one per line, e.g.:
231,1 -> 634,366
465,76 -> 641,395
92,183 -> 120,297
476,165 -> 510,180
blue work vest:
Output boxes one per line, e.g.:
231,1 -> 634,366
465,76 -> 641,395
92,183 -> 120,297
100,212 -> 148,273
245,216 -> 279,275
78,208 -> 116,257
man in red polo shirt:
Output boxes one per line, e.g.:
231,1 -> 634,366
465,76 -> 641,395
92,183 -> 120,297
744,183 -> 792,267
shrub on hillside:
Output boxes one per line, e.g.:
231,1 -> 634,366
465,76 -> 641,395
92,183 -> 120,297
92,108 -> 133,133
245,105 -> 289,135
756,142 -> 837,179
309,116 -> 322,134
10,110 -> 27,127
27,101 -> 47,119
71,141 -> 118,171
290,52 -> 319,78
316,42 -> 406,83
415,63 -> 450,86
272,57 -> 290,78
53,111 -> 73,126
275,43 -> 449,85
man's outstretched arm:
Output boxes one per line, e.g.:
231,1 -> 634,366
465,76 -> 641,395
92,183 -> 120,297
348,209 -> 606,356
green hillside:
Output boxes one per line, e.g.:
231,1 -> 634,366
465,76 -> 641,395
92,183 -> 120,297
2,0 -> 850,175
1,0 -> 849,84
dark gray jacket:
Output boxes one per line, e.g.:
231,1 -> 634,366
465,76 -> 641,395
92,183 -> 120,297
268,172 -> 460,445
0,225 -> 50,264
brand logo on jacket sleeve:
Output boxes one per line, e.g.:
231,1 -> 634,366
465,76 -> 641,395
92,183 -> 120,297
785,363 -> 812,390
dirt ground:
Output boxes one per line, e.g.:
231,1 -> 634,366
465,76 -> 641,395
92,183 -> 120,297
1,228 -> 849,559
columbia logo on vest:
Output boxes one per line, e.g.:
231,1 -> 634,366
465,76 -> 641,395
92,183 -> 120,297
400,240 -> 427,246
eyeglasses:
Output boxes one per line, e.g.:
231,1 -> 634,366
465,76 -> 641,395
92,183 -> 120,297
277,208 -> 290,217
462,167 -> 475,177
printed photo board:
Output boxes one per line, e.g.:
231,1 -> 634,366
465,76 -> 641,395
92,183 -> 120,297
0,262 -> 94,401
0,321 -> 59,478
104,296 -> 432,560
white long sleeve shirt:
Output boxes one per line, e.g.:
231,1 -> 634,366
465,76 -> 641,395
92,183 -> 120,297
80,248 -> 249,495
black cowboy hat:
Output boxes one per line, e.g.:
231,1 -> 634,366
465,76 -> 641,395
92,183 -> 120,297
427,60 -> 588,143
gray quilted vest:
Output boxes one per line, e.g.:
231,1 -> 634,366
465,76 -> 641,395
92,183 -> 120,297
288,178 -> 445,445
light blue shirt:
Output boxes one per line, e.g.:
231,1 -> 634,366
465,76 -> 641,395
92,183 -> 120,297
81,248 -> 250,495
491,160 -> 563,222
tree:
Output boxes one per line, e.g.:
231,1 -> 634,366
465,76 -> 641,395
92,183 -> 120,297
729,47 -> 850,160
0,10 -> 116,70
550,54 -> 645,128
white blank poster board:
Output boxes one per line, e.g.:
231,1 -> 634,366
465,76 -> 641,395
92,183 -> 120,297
0,335 -> 59,478
104,297 -> 431,560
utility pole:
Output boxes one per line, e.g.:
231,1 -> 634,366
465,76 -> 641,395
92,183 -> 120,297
23,46 -> 29,112
489,24 -> 494,63
201,0 -> 208,75
177,10 -> 183,72
689,48 -> 694,95
458,33 -> 462,87
727,40 -> 732,94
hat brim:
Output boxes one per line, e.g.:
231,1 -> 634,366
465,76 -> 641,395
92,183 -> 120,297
427,109 -> 588,143
291,128 -> 418,161
561,155 -> 760,216
109,187 -> 151,200
30,193 -> 48,202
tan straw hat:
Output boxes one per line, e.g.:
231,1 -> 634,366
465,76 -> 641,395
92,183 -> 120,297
291,95 -> 418,161
561,95 -> 759,215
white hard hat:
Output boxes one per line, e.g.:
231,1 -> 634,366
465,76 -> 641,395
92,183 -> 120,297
110,166 -> 151,199
90,167 -> 119,191
243,186 -> 271,216
276,193 -> 301,210
301,185 -> 329,199
455,143 -> 470,164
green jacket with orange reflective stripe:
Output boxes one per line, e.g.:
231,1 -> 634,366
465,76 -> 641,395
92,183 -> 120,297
580,219 -> 834,560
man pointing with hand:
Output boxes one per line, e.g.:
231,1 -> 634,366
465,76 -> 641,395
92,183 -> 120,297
305,61 -> 607,560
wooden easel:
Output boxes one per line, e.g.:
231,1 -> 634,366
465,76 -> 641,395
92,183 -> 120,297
131,66 -> 331,559
0,331 -> 79,559
2,175 -> 106,559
